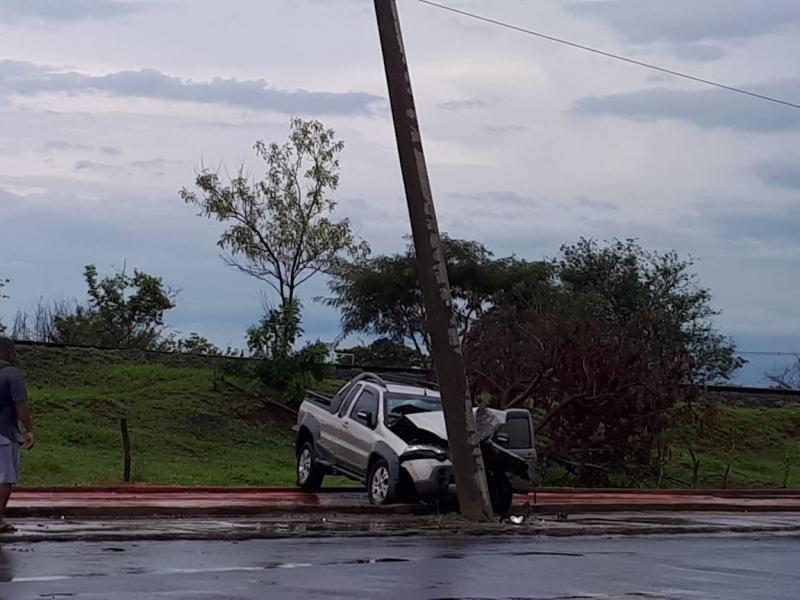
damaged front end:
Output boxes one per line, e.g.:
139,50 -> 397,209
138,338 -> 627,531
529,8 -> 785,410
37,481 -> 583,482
388,408 -> 535,512
390,417 -> 453,498
475,407 -> 536,497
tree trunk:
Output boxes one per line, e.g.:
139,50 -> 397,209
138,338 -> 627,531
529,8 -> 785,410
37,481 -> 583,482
373,0 -> 494,522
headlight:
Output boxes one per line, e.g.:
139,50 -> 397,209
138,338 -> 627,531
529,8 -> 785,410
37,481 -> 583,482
401,446 -> 448,462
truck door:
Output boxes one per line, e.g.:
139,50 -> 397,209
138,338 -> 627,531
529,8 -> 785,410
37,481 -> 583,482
318,383 -> 361,461
339,386 -> 381,476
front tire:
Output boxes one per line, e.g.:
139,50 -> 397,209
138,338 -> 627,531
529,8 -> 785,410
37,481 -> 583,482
367,459 -> 395,505
297,442 -> 324,492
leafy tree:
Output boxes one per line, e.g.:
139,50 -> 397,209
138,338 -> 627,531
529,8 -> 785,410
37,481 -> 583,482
158,332 -> 220,355
55,264 -> 177,349
464,238 -> 743,484
555,238 -> 743,384
336,337 -> 428,368
325,236 -> 551,354
466,298 -> 693,484
181,118 -> 369,324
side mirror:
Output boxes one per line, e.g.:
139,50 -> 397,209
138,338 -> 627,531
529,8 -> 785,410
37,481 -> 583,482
356,410 -> 375,426
495,432 -> 510,445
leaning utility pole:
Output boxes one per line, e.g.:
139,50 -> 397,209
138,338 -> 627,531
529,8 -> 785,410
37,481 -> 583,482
373,0 -> 494,522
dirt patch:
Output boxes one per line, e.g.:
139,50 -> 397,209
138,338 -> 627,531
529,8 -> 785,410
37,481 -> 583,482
226,393 -> 297,429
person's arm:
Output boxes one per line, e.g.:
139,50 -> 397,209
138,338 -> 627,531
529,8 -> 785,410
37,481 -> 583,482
15,402 -> 34,450
9,368 -> 34,450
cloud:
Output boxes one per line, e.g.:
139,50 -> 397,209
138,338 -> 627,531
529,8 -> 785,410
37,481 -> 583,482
576,196 -> 619,211
73,160 -> 126,175
44,141 -> 92,151
130,158 -> 182,175
448,190 -> 538,208
437,98 -> 488,111
40,141 -> 123,155
72,157 -> 181,176
573,79 -> 800,132
756,161 -> 800,190
0,183 -> 47,197
485,124 -> 531,134
568,0 -> 800,43
0,0 -> 146,23
704,205 -> 800,243
0,60 -> 384,117
670,44 -> 726,63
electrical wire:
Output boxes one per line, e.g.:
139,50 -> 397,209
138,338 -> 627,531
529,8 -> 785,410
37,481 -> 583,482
415,0 -> 800,111
736,351 -> 799,357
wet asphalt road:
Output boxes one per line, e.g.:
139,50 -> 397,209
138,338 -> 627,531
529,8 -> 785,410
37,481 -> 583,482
0,534 -> 798,599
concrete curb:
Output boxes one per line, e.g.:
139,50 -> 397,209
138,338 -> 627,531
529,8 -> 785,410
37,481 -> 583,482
8,502 -> 800,519
4,522 -> 800,545
8,488 -> 800,519
15,485 -> 799,496
6,504 -> 420,518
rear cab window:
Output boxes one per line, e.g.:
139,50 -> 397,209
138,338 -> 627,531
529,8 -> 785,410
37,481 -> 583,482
337,384 -> 363,418
328,383 -> 352,414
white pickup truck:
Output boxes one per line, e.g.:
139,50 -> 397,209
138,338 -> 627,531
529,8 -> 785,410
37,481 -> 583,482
293,372 -> 536,514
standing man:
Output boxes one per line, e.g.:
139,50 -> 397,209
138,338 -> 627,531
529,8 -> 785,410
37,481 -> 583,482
0,337 -> 34,533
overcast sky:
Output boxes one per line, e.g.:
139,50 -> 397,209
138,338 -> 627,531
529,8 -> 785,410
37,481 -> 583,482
1,0 -> 799,383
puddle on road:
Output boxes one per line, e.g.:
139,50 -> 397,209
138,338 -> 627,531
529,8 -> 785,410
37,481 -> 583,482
432,595 -> 687,600
153,557 -> 413,574
508,551 -> 584,557
8,556 -> 416,584
11,575 -> 74,583
325,557 -> 411,566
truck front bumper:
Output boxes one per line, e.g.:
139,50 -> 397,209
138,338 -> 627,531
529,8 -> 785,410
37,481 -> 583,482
402,458 -> 454,497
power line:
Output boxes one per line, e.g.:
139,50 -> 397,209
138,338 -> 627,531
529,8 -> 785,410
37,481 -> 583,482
415,0 -> 800,111
736,351 -> 799,357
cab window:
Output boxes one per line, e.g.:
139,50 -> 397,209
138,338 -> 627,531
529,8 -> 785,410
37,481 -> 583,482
350,388 -> 379,428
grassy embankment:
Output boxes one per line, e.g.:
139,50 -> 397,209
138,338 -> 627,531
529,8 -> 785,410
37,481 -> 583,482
16,344 -> 343,486
15,345 -> 800,488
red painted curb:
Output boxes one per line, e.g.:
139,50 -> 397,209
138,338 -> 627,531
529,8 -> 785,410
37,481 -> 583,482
13,485 -> 363,495
6,488 -> 800,519
15,485 -> 799,496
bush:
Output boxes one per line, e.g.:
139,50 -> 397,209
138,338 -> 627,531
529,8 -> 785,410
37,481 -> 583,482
247,301 -> 331,405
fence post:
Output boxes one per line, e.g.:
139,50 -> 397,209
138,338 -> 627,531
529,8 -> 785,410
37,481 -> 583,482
120,417 -> 131,483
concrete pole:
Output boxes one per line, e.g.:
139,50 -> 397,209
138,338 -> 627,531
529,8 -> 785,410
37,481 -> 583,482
373,0 -> 494,522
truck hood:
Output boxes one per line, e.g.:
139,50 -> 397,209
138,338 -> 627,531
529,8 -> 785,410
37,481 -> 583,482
403,412 -> 448,441
403,408 -> 508,442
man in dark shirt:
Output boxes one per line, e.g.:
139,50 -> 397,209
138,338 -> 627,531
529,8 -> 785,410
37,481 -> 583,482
0,337 -> 34,533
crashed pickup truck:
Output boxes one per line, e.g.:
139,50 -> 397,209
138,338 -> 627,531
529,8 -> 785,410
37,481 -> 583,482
293,373 -> 536,514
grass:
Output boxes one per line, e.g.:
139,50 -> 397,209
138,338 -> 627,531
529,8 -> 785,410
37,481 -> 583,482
539,404 -> 800,489
662,405 -> 800,489
16,345 -> 346,487
14,345 -> 800,489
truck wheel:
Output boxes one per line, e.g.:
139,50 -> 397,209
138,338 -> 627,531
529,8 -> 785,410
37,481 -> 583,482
367,458 -> 395,505
488,470 -> 513,516
297,442 -> 324,492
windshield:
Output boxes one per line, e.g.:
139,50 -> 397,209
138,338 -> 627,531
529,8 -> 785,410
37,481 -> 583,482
385,393 -> 442,423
